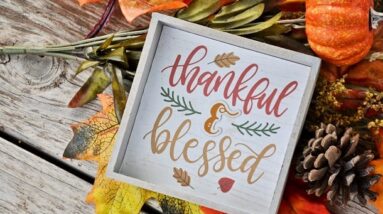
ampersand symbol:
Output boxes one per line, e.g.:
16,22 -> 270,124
204,102 -> 239,135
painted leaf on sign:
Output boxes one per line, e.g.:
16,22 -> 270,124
218,177 -> 235,193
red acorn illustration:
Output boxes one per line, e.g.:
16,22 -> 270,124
218,177 -> 235,193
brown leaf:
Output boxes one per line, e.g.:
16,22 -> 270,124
108,64 -> 127,123
173,167 -> 194,189
68,68 -> 111,108
210,52 -> 240,68
345,60 -> 383,92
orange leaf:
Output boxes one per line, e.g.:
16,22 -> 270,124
64,94 -> 118,165
200,206 -> 225,214
346,60 -> 383,92
78,0 -> 103,6
279,177 -> 329,214
119,0 -> 187,23
278,198 -> 296,214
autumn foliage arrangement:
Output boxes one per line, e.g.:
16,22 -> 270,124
1,0 -> 383,213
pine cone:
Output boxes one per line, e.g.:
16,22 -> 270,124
296,123 -> 382,205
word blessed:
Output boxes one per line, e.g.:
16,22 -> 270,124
161,45 -> 298,117
144,107 -> 276,184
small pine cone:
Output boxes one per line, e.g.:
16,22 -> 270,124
296,123 -> 382,205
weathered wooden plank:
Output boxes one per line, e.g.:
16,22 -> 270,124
328,200 -> 378,214
0,137 -> 93,213
0,0 -> 135,176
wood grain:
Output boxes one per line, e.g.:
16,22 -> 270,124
0,0 -> 143,176
327,200 -> 378,214
0,137 -> 93,213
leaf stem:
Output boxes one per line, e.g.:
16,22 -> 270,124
0,47 -> 83,60
277,18 -> 305,24
48,29 -> 148,48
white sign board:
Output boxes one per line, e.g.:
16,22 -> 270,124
108,13 -> 321,214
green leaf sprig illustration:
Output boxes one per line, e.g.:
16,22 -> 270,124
232,121 -> 280,137
160,87 -> 201,116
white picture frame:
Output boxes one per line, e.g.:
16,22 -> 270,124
107,13 -> 321,214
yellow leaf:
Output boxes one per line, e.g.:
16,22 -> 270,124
64,94 -> 205,214
64,94 -> 118,166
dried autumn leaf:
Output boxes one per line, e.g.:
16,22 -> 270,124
64,94 -> 206,214
177,0 -> 235,23
119,0 -> 188,23
200,206 -> 225,214
209,3 -> 265,29
224,12 -> 282,35
64,94 -> 118,164
212,0 -> 262,21
76,60 -> 100,76
278,177 -> 329,214
345,60 -> 383,92
68,68 -> 111,108
108,64 -> 127,123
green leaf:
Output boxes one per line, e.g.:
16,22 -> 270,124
213,0 -> 263,21
224,12 -> 282,35
113,35 -> 146,50
100,47 -> 128,65
252,24 -> 291,37
210,3 -> 265,29
75,60 -> 100,76
68,68 -> 111,108
127,51 -> 142,71
127,51 -> 141,61
98,35 -> 114,52
107,64 -> 127,123
262,35 -> 314,55
177,0 -> 222,23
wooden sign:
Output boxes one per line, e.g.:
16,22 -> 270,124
108,13 -> 321,214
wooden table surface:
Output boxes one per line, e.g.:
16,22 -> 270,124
0,1 -> 379,213
0,0 -> 133,213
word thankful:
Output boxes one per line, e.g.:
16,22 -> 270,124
144,107 -> 276,184
161,45 -> 298,118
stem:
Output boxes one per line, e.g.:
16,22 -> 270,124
0,29 -> 147,60
0,46 -> 75,54
0,47 -> 83,60
86,0 -> 117,38
277,18 -> 305,24
48,29 -> 148,48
